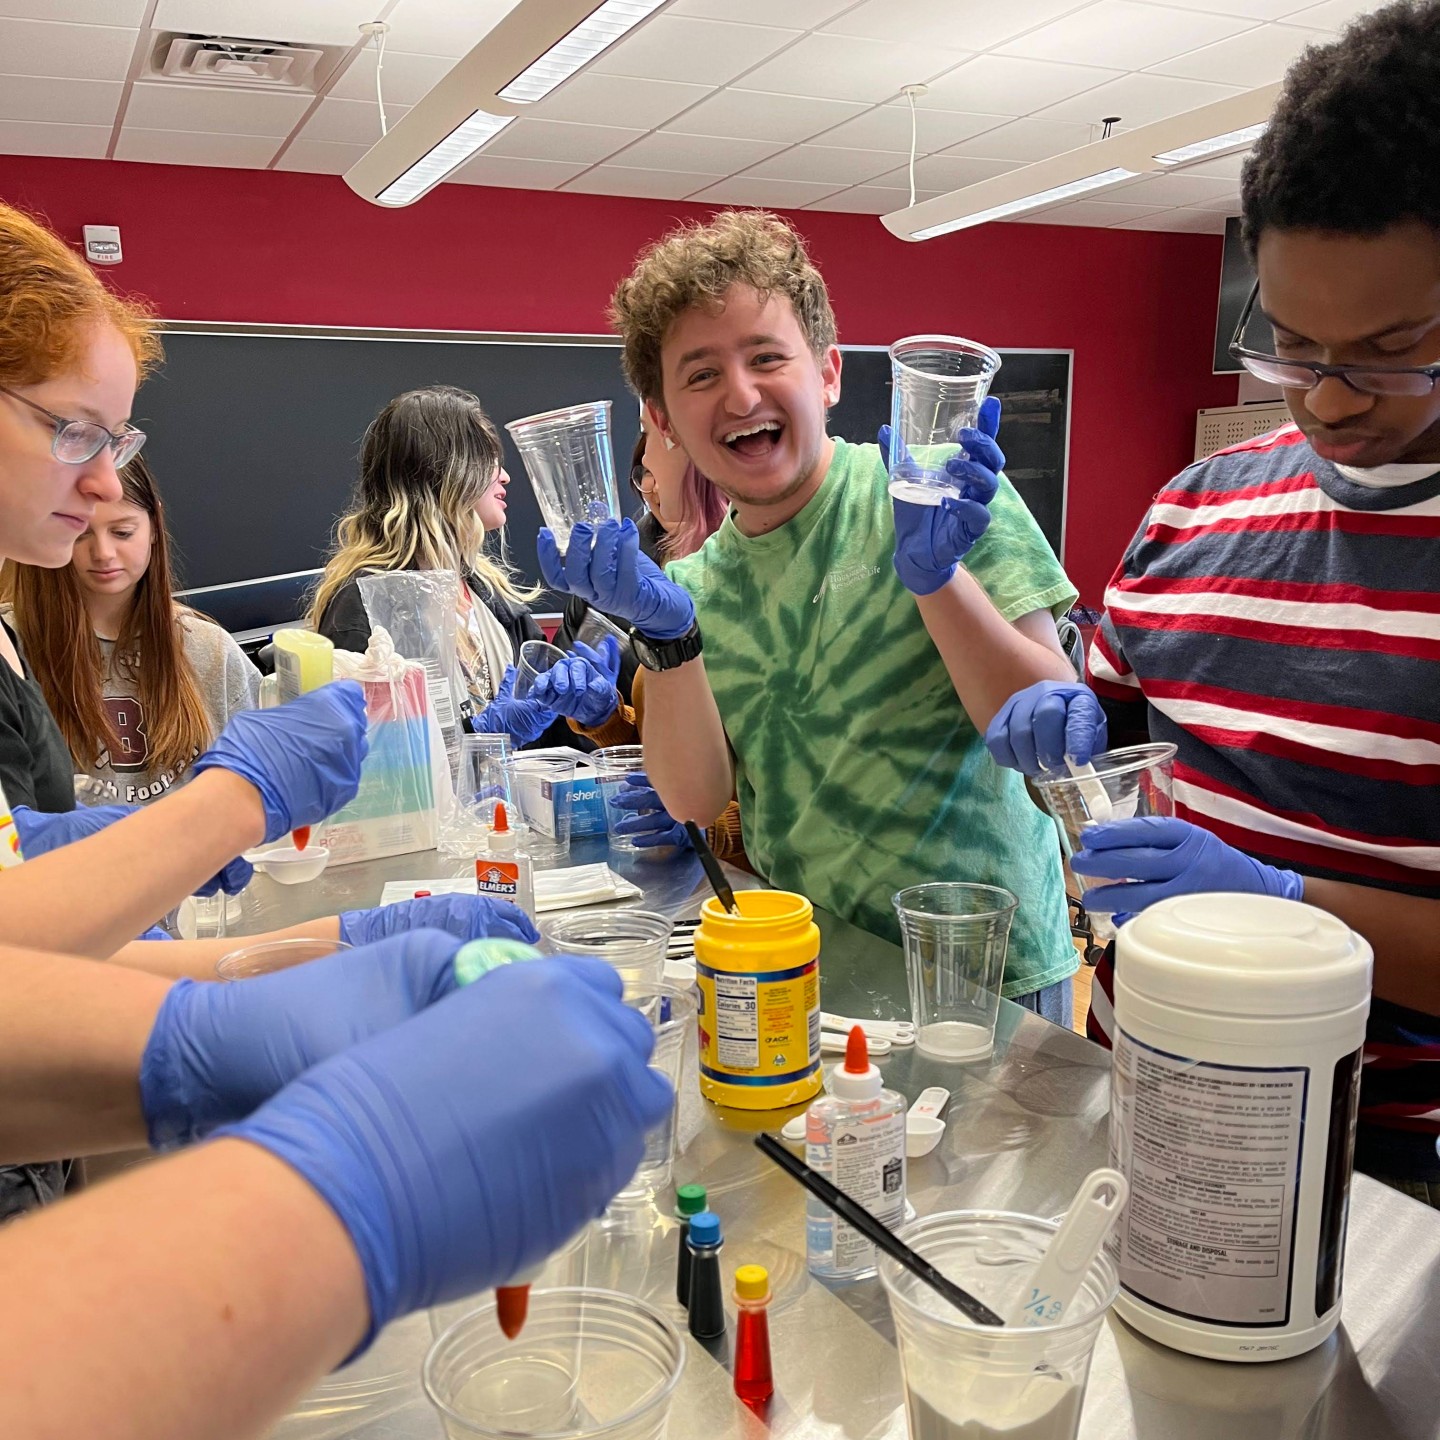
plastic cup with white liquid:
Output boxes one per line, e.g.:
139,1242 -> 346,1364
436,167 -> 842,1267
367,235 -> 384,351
887,335 -> 1002,506
892,883 -> 1017,1062
506,401 -> 622,555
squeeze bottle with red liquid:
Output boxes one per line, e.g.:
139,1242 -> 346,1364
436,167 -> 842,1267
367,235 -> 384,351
733,1264 -> 775,1407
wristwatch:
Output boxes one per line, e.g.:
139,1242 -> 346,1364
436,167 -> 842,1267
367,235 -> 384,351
630,621 -> 703,672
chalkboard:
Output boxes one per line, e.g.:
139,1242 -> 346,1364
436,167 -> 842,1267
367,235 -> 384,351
137,326 -> 1069,633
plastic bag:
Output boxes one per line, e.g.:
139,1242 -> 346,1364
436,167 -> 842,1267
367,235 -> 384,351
327,626 -> 444,866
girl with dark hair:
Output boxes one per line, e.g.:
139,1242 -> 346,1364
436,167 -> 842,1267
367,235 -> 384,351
6,454 -> 258,806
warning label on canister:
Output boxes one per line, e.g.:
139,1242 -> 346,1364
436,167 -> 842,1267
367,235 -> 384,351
1110,1029 -> 1307,1327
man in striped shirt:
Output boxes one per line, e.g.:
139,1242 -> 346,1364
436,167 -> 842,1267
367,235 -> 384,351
986,0 -> 1440,1202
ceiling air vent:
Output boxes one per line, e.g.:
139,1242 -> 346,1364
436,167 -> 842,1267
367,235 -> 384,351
154,35 -> 326,91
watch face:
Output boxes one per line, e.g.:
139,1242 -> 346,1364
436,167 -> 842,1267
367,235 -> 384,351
632,634 -> 658,668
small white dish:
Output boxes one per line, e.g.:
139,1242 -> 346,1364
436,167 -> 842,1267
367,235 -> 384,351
244,843 -> 330,885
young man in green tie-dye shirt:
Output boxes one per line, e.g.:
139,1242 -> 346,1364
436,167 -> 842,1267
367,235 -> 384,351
588,212 -> 1080,1015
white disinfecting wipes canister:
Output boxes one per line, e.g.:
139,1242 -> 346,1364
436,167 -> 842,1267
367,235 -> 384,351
1107,893 -> 1372,1362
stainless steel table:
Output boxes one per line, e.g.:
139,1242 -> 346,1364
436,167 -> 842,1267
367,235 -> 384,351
237,842 -> 1440,1440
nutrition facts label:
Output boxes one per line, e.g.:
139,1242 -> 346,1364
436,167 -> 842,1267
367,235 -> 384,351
1111,1029 -> 1307,1326
714,973 -> 759,1069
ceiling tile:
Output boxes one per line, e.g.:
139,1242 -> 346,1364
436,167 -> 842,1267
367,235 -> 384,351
666,88 -> 866,144
610,130 -> 786,173
562,166 -> 724,200
670,0 -> 855,25
449,154 -> 589,188
300,97 -> 408,146
871,154 -> 1020,191
330,49 -> 457,107
1281,0 -> 1381,29
0,17 -> 136,82
1123,206 -> 1230,231
1131,0 -> 1304,19
804,184 -> 937,214
1193,191 -> 1244,211
114,128 -> 279,167
591,16 -> 801,86
1012,197 -> 1173,225
744,144 -> 904,186
740,33 -> 969,105
529,73 -> 713,129
0,0 -> 145,21
153,0 -> 379,46
807,102 -> 1011,155
689,176 -> 846,209
1112,170 -> 1238,205
276,138 -> 370,174
483,117 -> 647,164
922,56 -> 1123,116
368,0 -> 523,59
1150,21 -> 1328,85
827,0 -> 1104,51
0,74 -> 120,126
1183,149 -> 1250,178
125,80 -> 311,136
0,118 -> 110,157
1036,71 -> 1241,125
942,116 -> 1093,161
1000,1 -> 1254,67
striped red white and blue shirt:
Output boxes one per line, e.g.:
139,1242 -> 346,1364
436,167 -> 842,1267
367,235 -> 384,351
1086,425 -> 1440,1181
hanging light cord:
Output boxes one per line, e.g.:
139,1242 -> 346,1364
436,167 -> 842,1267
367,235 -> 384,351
906,87 -> 919,208
374,25 -> 389,137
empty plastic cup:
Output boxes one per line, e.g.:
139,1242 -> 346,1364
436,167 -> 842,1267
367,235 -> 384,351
893,883 -> 1017,1061
887,335 -> 1002,505
506,401 -> 622,555
573,608 -> 629,654
539,909 -> 673,988
880,1210 -> 1118,1440
423,1287 -> 685,1440
455,733 -> 513,822
429,1225 -> 592,1340
1033,743 -> 1176,941
216,937 -> 351,980
616,980 -> 695,1201
590,744 -> 648,853
502,754 -> 576,866
515,639 -> 567,701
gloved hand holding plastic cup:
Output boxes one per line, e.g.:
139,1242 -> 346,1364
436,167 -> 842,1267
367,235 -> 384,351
985,680 -> 1109,778
473,665 -> 556,747
609,770 -> 691,853
191,681 -> 369,844
506,401 -> 622,555
527,646 -> 621,728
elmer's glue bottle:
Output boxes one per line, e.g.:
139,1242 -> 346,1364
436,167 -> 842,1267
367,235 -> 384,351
475,802 -> 534,917
805,1027 -> 906,1282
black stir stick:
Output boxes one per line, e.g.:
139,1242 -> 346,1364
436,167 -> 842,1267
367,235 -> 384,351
684,821 -> 738,913
755,1133 -> 1005,1327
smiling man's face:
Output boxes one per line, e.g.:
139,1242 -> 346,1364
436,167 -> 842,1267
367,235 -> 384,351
653,284 -> 840,530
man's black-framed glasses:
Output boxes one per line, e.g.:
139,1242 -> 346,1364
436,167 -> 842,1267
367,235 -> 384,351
1229,280 -> 1440,397
0,383 -> 147,466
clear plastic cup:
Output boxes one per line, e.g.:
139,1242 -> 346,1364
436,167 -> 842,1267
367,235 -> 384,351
506,401 -> 622,555
503,754 -> 576,866
887,335 -> 1002,506
590,744 -> 648,854
573,608 -> 629,654
615,980 -> 695,1202
216,937 -> 351,980
893,883 -> 1018,1061
515,639 -> 568,701
1032,743 -> 1177,941
539,909 -> 673,988
455,732 -> 514,824
880,1210 -> 1118,1440
429,1225 -> 592,1339
423,1287 -> 685,1440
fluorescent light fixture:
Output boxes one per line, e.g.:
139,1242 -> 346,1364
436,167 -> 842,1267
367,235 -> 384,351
913,168 -> 1137,239
1154,123 -> 1266,167
499,0 -> 669,103
376,110 -> 514,206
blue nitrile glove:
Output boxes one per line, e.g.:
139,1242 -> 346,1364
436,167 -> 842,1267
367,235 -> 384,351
571,636 -> 622,689
884,396 -> 1005,596
984,680 -> 1108,777
538,518 -> 695,641
191,682 -> 369,844
472,664 -> 556,746
528,650 -> 621,729
339,894 -> 539,948
214,955 -> 673,1346
1071,816 -> 1305,917
609,771 -> 691,851
139,928 -> 466,1150
12,804 -> 254,897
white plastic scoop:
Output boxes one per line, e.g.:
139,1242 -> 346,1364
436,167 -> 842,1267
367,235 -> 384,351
906,1085 -> 951,1158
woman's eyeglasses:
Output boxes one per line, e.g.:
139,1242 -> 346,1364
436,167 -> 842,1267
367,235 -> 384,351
0,384 -> 147,466
1229,281 -> 1440,398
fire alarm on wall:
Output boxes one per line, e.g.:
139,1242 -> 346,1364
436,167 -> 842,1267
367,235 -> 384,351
82,225 -> 122,266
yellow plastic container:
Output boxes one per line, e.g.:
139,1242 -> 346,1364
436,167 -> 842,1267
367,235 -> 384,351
694,890 -> 822,1111
272,628 -> 334,702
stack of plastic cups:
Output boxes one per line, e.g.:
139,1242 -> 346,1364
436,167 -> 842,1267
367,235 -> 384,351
505,401 -> 622,555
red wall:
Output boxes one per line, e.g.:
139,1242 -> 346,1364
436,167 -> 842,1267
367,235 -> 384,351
0,155 -> 1236,605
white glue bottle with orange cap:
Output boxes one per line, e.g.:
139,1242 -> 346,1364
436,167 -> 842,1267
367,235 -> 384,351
475,801 -> 534,918
805,1026 -> 907,1282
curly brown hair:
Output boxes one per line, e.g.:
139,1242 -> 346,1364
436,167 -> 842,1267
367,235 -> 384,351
0,202 -> 161,387
609,210 -> 837,404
